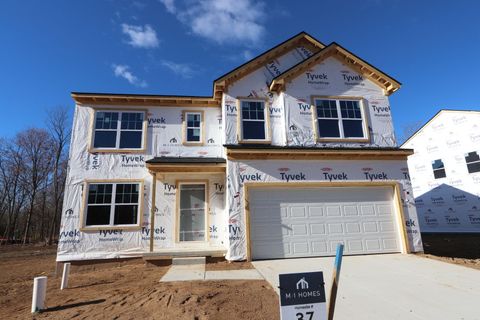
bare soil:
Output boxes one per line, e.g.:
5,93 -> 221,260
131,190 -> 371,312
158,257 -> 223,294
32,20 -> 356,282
0,246 -> 279,320
418,233 -> 480,270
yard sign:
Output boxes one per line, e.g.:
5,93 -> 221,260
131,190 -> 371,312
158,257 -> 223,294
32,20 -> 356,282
279,271 -> 327,320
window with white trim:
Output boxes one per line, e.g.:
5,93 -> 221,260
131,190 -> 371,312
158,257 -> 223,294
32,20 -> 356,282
93,111 -> 145,149
85,182 -> 140,227
185,112 -> 202,143
315,99 -> 366,139
465,151 -> 480,173
240,100 -> 267,141
432,159 -> 446,179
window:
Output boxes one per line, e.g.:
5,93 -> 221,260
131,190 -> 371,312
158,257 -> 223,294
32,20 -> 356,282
314,98 -> 366,140
183,111 -> 203,144
93,111 -> 145,150
178,183 -> 206,242
465,151 -> 480,173
432,159 -> 446,179
85,182 -> 141,227
240,100 -> 268,141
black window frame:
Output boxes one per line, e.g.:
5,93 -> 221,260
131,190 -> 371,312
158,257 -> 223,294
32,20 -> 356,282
465,151 -> 480,174
92,110 -> 145,151
184,111 -> 203,144
239,99 -> 269,142
431,159 -> 446,179
314,98 -> 367,140
84,181 -> 142,228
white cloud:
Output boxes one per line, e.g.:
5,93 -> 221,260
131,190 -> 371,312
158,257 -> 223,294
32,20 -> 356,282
242,50 -> 254,60
159,0 -> 265,46
112,64 -> 147,87
121,24 -> 159,48
159,0 -> 176,14
160,60 -> 195,78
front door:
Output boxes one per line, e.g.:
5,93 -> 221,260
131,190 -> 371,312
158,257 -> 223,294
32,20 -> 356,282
178,183 -> 206,242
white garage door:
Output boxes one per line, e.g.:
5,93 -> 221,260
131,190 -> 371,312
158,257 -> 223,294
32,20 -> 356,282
249,186 -> 401,260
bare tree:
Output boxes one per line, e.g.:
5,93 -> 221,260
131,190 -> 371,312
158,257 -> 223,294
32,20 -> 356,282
0,138 -> 28,243
46,106 -> 71,245
17,128 -> 53,244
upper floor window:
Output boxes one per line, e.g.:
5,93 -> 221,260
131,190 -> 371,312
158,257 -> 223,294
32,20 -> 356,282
84,182 -> 142,228
314,98 -> 367,140
432,159 -> 446,179
465,151 -> 480,173
92,111 -> 145,151
183,111 -> 203,145
239,99 -> 270,142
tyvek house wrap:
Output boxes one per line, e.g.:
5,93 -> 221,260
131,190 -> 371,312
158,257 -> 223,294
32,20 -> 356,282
57,105 -> 226,261
226,160 -> 423,261
224,56 -> 397,148
403,111 -> 480,232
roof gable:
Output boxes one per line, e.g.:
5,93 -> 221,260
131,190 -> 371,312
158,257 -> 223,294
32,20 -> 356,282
212,32 -> 325,101
269,42 -> 401,95
401,109 -> 480,146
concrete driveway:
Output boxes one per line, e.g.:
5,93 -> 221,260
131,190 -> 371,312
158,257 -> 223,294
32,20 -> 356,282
253,254 -> 479,320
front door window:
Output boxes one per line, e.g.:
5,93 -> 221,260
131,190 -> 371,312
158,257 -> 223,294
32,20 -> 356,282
179,184 -> 206,241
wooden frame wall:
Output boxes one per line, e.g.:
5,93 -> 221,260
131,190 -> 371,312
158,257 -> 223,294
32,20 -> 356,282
80,179 -> 145,232
243,181 -> 410,261
88,107 -> 148,154
236,96 -> 272,144
174,180 -> 210,243
182,110 -> 205,146
310,95 -> 370,143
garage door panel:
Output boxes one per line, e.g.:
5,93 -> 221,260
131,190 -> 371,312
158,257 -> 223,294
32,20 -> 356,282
293,242 -> 309,254
326,206 -> 342,216
363,222 -> 378,233
290,207 -> 306,218
249,186 -> 401,259
344,205 -> 359,216
309,207 -> 324,217
310,224 -> 326,235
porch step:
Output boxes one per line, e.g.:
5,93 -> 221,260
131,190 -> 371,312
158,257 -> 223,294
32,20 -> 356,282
172,257 -> 206,266
142,248 -> 226,261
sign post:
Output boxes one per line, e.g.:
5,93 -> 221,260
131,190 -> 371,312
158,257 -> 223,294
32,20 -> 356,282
279,271 -> 327,320
327,244 -> 344,320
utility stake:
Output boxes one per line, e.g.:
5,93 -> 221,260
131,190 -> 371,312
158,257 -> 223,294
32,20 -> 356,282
32,276 -> 47,313
60,263 -> 71,290
327,243 -> 344,320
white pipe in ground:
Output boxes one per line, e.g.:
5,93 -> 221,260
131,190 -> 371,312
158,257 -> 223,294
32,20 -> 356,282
31,276 -> 47,313
60,263 -> 71,290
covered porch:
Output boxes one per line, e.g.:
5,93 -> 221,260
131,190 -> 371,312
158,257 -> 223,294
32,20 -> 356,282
145,157 -> 227,259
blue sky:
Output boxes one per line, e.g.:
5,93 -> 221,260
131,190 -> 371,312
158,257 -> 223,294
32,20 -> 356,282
1,0 -> 479,141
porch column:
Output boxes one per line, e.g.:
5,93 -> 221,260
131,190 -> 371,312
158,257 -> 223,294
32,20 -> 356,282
149,172 -> 157,252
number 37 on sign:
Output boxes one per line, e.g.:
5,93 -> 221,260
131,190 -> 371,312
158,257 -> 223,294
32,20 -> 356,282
279,272 -> 327,320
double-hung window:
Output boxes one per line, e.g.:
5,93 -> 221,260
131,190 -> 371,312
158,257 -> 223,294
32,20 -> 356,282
93,111 -> 145,150
432,159 -> 446,179
314,98 -> 366,140
84,182 -> 142,228
465,151 -> 480,173
183,111 -> 203,144
240,99 -> 269,141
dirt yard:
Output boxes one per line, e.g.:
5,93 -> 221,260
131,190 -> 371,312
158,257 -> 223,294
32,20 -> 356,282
0,246 -> 279,320
1,235 -> 479,319
418,233 -> 480,270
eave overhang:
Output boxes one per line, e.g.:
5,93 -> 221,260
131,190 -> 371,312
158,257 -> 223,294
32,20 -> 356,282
71,92 -> 220,107
212,32 -> 325,102
269,43 -> 402,96
145,157 -> 226,173
225,146 -> 413,160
